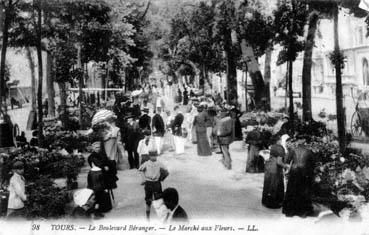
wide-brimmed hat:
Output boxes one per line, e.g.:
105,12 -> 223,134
142,108 -> 149,113
92,109 -> 116,127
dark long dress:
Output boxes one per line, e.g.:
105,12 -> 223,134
262,144 -> 285,209
87,170 -> 112,213
194,112 -> 212,156
231,108 -> 243,140
282,145 -> 315,217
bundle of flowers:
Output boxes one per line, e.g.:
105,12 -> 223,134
43,130 -> 90,152
25,176 -> 70,219
2,148 -> 84,183
240,111 -> 284,127
245,127 -> 274,149
287,134 -> 369,217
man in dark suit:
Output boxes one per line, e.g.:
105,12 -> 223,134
124,117 -> 141,169
152,107 -> 165,155
215,108 -> 234,170
162,187 -> 188,223
171,106 -> 185,154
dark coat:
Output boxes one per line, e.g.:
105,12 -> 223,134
124,122 -> 142,151
171,113 -> 184,136
172,205 -> 189,222
139,114 -> 151,131
72,206 -> 92,219
131,104 -> 141,118
152,114 -> 165,137
282,145 -> 315,217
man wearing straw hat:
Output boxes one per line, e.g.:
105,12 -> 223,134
215,107 -> 235,170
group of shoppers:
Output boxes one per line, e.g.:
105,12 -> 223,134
262,134 -> 315,217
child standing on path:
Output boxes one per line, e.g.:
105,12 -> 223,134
139,151 -> 169,221
7,161 -> 27,218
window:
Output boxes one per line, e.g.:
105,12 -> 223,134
363,58 -> 369,86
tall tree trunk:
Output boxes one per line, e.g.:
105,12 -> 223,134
264,47 -> 272,111
0,0 -> 12,111
57,82 -> 67,124
285,63 -> 288,114
105,60 -> 109,101
46,51 -> 55,117
302,12 -> 319,122
333,6 -> 345,153
26,47 -> 37,111
240,39 -> 266,109
77,44 -> 83,127
288,60 -> 294,134
200,64 -> 205,93
224,32 -> 237,105
36,1 -> 43,146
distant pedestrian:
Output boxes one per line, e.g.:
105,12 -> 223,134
176,89 -> 182,103
124,117 -> 141,169
170,106 -> 185,155
16,131 -> 28,148
139,151 -> 169,221
193,105 -> 212,156
156,92 -> 165,111
30,131 -> 38,147
152,107 -> 165,155
230,107 -> 243,141
183,88 -> 188,105
215,108 -> 234,169
162,187 -> 189,223
139,108 -> 151,131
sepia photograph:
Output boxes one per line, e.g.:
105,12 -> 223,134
0,0 -> 369,234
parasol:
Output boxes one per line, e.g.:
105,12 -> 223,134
91,109 -> 116,127
131,89 -> 143,97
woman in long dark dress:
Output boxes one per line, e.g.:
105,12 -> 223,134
87,147 -> 112,216
230,107 -> 243,141
282,141 -> 315,217
193,105 -> 212,156
262,144 -> 287,208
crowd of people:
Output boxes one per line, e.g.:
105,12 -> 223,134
4,83 -> 316,222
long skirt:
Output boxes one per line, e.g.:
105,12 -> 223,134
206,127 -> 213,148
262,157 -> 284,208
154,136 -> 163,155
173,135 -> 185,154
191,127 -> 197,143
196,130 -> 212,156
246,145 -> 264,173
282,167 -> 314,217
